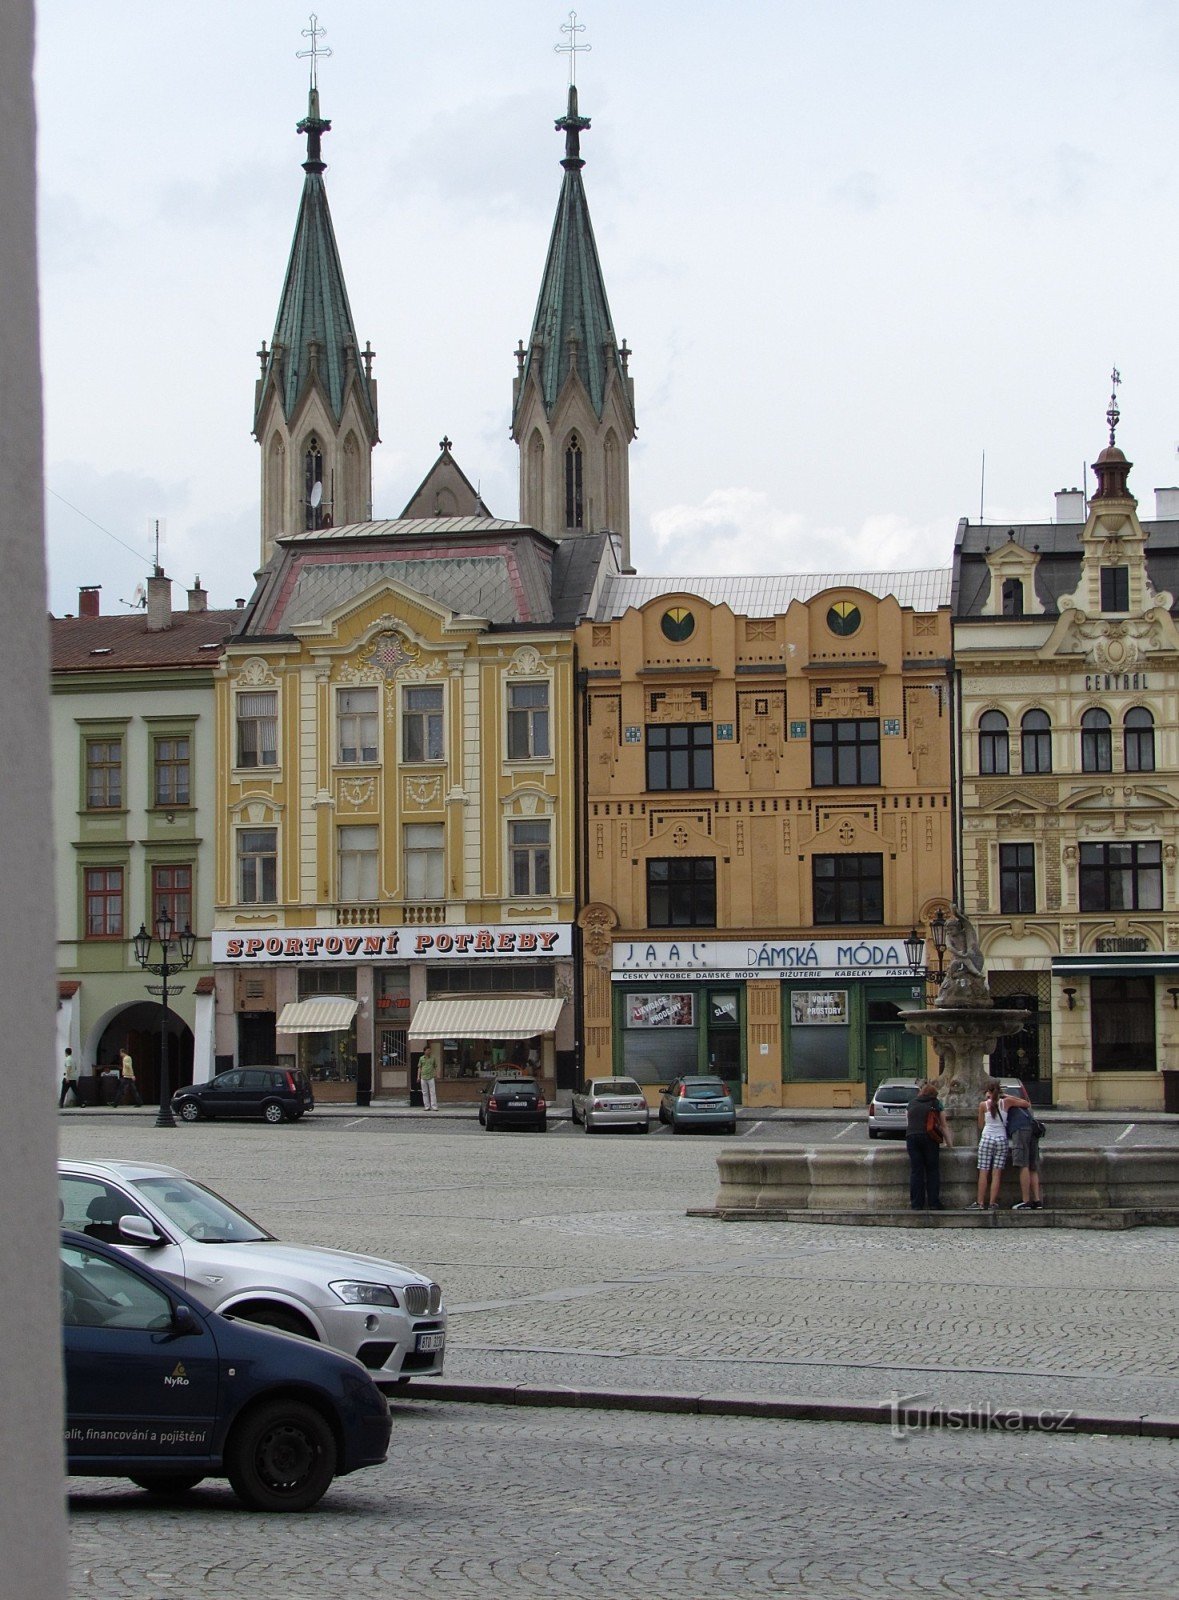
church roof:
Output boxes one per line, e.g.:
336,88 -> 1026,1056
514,86 -> 625,424
594,570 -> 952,621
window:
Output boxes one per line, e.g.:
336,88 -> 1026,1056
811,720 -> 880,787
153,735 -> 190,806
151,864 -> 192,929
304,437 -> 324,531
1020,709 -> 1052,774
978,711 -> 1009,775
402,685 -> 443,763
238,828 -> 277,904
1124,708 -> 1155,773
1081,708 -> 1112,773
404,823 -> 444,900
812,854 -> 884,925
85,739 -> 122,809
236,691 -> 277,768
1091,977 -> 1156,1072
507,682 -> 550,759
338,687 -> 377,764
999,844 -> 1036,914
1001,578 -> 1024,617
647,858 -> 717,928
509,819 -> 551,895
1100,566 -> 1129,612
565,434 -> 584,529
646,724 -> 714,790
1079,841 -> 1162,912
338,825 -> 378,901
84,867 -> 123,937
61,1240 -> 172,1330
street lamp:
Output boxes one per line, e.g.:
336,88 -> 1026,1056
132,905 -> 197,1128
905,909 -> 949,994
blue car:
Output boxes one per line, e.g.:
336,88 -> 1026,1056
61,1230 -> 391,1511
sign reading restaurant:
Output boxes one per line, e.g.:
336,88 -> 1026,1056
612,938 -> 911,981
213,924 -> 571,964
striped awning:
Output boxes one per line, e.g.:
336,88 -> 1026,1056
277,998 -> 359,1034
408,996 -> 565,1042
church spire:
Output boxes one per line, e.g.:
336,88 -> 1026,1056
254,19 -> 378,566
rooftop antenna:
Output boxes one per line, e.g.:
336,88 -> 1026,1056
297,12 -> 332,91
979,449 -> 985,524
555,9 -> 591,85
150,517 -> 165,572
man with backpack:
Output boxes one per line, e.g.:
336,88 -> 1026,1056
1003,1084 -> 1043,1210
905,1080 -> 953,1211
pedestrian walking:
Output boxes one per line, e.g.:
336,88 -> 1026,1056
969,1078 -> 1009,1210
905,1079 -> 953,1211
1003,1084 -> 1043,1210
58,1047 -> 80,1108
118,1045 -> 143,1107
417,1042 -> 439,1111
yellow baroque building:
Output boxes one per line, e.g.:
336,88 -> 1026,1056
574,571 -> 954,1108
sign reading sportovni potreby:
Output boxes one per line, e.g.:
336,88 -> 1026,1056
213,925 -> 571,964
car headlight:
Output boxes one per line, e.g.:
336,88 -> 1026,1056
329,1280 -> 400,1307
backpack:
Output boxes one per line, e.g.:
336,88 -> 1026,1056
1004,1099 -> 1031,1135
925,1107 -> 944,1144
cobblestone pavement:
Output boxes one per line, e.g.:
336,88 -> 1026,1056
60,1120 -> 1179,1597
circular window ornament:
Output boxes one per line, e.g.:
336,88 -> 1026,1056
827,601 -> 861,637
661,606 -> 695,642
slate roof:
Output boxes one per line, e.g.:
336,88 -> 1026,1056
594,569 -> 952,621
951,517 -> 1179,618
51,610 -> 238,672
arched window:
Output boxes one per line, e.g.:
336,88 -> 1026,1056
304,437 -> 325,530
564,433 -> 584,529
527,432 -> 545,527
342,432 -> 363,524
978,710 -> 1009,776
1081,708 -> 1112,773
266,435 -> 285,538
1124,707 -> 1155,773
1020,709 -> 1052,774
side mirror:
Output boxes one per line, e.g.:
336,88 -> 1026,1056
118,1214 -> 163,1247
170,1302 -> 201,1338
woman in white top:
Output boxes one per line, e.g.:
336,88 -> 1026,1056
969,1079 -> 1009,1210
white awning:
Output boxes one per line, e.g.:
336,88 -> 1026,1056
408,997 -> 565,1042
277,998 -> 359,1034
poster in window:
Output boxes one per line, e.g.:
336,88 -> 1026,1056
628,993 -> 695,1028
709,993 -> 738,1023
790,990 -> 848,1026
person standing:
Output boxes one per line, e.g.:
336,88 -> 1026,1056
969,1079 -> 1009,1210
1003,1084 -> 1043,1210
417,1042 -> 439,1111
905,1080 -> 953,1211
58,1047 -> 79,1108
118,1045 -> 143,1107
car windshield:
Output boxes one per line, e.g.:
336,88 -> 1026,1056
594,1080 -> 642,1095
875,1086 -> 918,1104
682,1081 -> 726,1099
131,1175 -> 272,1244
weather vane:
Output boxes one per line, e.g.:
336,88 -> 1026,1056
555,9 -> 590,86
297,13 -> 332,91
1107,365 -> 1121,447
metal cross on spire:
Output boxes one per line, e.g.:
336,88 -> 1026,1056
297,13 -> 332,91
1107,365 -> 1121,447
555,9 -> 591,86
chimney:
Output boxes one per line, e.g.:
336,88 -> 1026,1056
1054,488 -> 1085,524
235,597 -> 245,609
187,575 -> 208,613
146,567 -> 172,632
78,586 -> 101,618
1154,487 -> 1179,520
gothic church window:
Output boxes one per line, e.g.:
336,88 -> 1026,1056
304,437 -> 325,530
565,434 -> 584,529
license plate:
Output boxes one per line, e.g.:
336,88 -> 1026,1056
415,1332 -> 445,1353
507,1098 -> 528,1108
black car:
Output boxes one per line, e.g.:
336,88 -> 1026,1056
61,1229 -> 391,1511
171,1067 -> 314,1124
479,1076 -> 547,1132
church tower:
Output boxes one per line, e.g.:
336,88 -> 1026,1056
512,84 -> 636,567
253,68 -> 379,567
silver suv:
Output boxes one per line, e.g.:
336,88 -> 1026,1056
58,1160 -> 445,1392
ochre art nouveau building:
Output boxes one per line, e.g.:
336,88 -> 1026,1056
575,573 -> 954,1108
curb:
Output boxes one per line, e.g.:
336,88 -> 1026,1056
399,1378 -> 1179,1439
687,1205 -> 1179,1230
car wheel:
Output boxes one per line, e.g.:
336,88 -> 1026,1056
723,1122 -> 737,1135
537,1117 -> 548,1132
262,1100 -> 289,1124
177,1100 -> 201,1122
583,1116 -> 594,1134
230,1302 -> 317,1340
570,1103 -> 580,1125
484,1115 -> 496,1131
638,1120 -> 650,1134
130,1473 -> 205,1497
868,1128 -> 879,1139
225,1398 -> 337,1513
658,1107 -> 668,1125
672,1119 -> 684,1134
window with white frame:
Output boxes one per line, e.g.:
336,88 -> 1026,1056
337,824 -> 379,901
238,827 -> 277,904
236,691 -> 277,768
507,682 -> 550,759
402,685 -> 444,763
338,687 -> 378,763
404,823 -> 444,900
509,819 -> 551,896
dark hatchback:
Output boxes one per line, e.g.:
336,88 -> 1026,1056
478,1076 -> 547,1132
61,1229 -> 391,1511
171,1067 -> 314,1125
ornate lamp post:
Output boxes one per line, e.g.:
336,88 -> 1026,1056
132,906 -> 196,1129
905,908 -> 949,998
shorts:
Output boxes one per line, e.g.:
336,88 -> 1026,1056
977,1133 -> 1008,1172
1010,1127 -> 1040,1170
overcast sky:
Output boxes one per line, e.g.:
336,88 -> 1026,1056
35,0 -> 1179,616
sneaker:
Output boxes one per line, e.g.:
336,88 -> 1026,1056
988,1203 -> 1000,1211
1029,1201 -> 1044,1210
966,1201 -> 984,1210
1012,1201 -> 1031,1211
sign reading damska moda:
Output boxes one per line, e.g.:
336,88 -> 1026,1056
213,924 -> 572,964
612,937 -> 910,981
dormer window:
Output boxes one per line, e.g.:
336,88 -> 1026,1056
304,438 -> 325,531
1001,578 -> 1024,617
564,434 -> 584,530
1100,566 -> 1129,612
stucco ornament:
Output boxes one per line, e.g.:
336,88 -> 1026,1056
361,628 -> 420,680
235,656 -> 277,687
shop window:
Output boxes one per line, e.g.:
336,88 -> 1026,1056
620,990 -> 700,1085
1079,841 -> 1161,912
153,735 -> 190,807
509,819 -> 551,896
1124,708 -> 1155,773
1081,708 -> 1112,773
151,863 -> 192,930
404,823 -> 444,900
84,866 -> 123,938
507,682 -> 550,759
1090,976 -> 1155,1071
85,738 -> 123,809
1020,709 -> 1052,774
647,858 -> 716,928
811,719 -> 880,787
427,964 -> 555,996
236,691 -> 277,768
402,685 -> 444,763
338,825 -> 379,901
999,843 -> 1035,914
338,687 -> 378,764
1100,566 -> 1129,613
298,966 -> 357,998
238,828 -> 277,904
978,711 -> 1009,776
646,724 -> 713,790
812,854 -> 884,925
